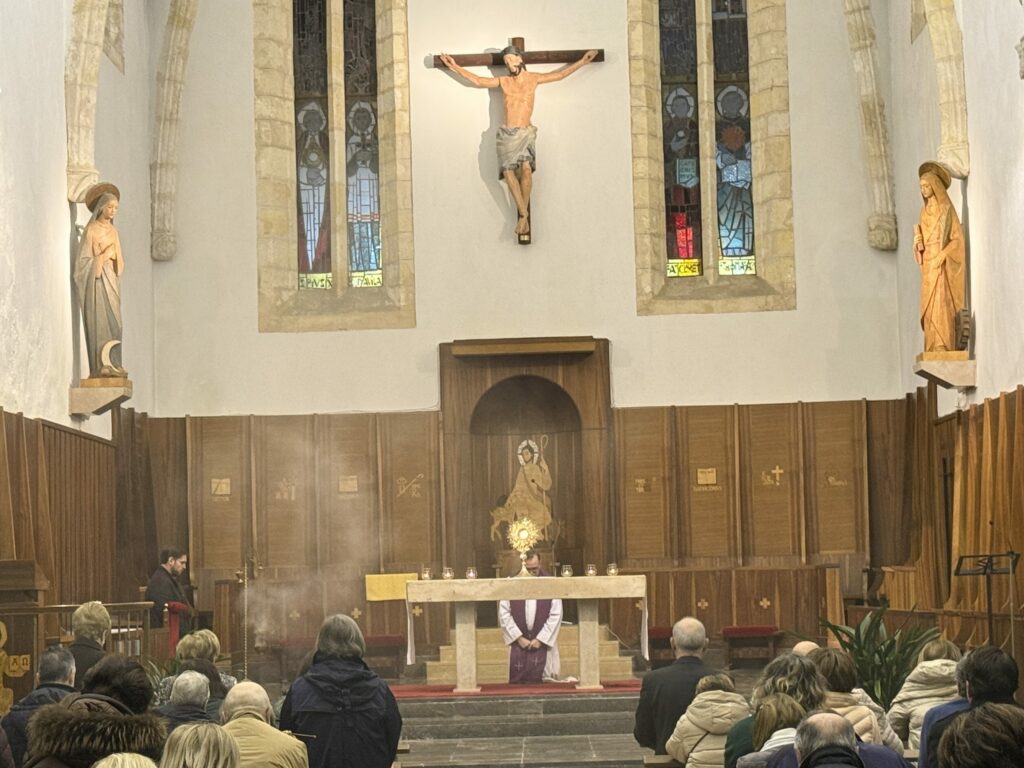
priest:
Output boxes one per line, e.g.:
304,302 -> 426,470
498,550 -> 564,683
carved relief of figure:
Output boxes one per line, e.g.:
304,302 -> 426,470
914,162 -> 965,353
503,438 -> 553,540
75,183 -> 126,378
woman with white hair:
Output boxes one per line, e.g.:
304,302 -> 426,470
159,722 -> 238,768
280,614 -> 401,768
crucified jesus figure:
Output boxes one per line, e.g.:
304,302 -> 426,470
439,46 -> 599,240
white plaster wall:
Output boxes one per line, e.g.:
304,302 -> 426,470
0,1 -> 155,432
0,1 -> 76,424
153,0 -> 903,415
889,1 -> 1024,410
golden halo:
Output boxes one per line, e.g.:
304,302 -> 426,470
85,182 -> 121,212
917,161 -> 951,190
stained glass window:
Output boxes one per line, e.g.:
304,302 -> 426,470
343,0 -> 382,287
294,0 -> 332,289
660,0 -> 703,278
712,0 -> 756,275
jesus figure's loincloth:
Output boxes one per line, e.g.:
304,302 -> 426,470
496,125 -> 538,180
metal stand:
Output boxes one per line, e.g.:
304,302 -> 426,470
954,552 -> 1019,647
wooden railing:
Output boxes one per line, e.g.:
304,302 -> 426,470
0,602 -> 171,669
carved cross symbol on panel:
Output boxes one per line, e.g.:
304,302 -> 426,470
697,598 -> 709,610
412,605 -> 423,617
288,609 -> 301,622
759,597 -> 772,609
350,607 -> 362,619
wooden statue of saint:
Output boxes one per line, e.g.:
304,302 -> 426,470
437,41 -> 601,244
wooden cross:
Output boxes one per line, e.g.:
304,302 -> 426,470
432,37 -> 605,71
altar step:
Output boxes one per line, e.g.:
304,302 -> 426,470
425,625 -> 635,685
399,691 -> 640,741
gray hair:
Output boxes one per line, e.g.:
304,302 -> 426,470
316,614 -> 365,659
160,722 -> 238,768
39,645 -> 75,684
220,681 -> 273,724
170,670 -> 210,707
94,755 -> 158,768
672,617 -> 707,654
794,712 -> 857,762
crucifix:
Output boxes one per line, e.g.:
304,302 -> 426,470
435,37 -> 605,245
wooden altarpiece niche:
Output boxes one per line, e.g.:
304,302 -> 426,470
440,338 -> 612,593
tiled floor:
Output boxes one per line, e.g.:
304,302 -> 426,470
398,734 -> 653,767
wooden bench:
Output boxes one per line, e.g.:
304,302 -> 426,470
721,625 -> 782,668
648,626 -> 675,669
643,756 -> 683,767
364,634 -> 405,679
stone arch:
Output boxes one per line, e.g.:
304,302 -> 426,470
65,0 -> 112,202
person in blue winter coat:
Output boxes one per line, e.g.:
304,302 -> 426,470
279,614 -> 402,768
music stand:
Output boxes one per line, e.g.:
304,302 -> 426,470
954,552 -> 1019,646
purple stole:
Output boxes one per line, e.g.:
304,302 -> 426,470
508,598 -> 552,683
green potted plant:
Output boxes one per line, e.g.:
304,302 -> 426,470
820,607 -> 940,710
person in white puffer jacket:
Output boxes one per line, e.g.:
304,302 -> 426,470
666,672 -> 751,768
886,638 -> 962,750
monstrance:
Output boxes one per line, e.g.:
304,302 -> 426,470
507,517 -> 541,576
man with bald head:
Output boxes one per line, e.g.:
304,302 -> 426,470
634,616 -> 712,754
222,681 -> 308,768
767,711 -> 911,768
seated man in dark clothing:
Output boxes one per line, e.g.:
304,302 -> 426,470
936,702 -> 1024,768
156,671 -> 213,733
789,712 -> 911,768
145,546 -> 194,633
68,601 -> 109,690
634,616 -> 712,755
919,645 -> 1019,768
280,614 -> 402,768
1,645 -> 76,767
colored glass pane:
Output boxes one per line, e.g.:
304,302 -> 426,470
712,0 -> 756,271
294,0 -> 331,289
344,0 -> 382,287
660,0 -> 702,278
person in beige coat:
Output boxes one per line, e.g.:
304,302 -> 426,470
221,681 -> 308,768
666,673 -> 750,767
887,638 -> 961,750
808,648 -> 885,744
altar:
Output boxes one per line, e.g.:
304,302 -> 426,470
406,575 -> 648,692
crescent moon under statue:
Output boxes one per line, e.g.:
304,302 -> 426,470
100,340 -> 121,370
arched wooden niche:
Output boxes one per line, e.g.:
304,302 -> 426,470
439,338 -> 612,579
469,375 -> 583,571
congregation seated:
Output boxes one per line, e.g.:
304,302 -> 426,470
808,647 -> 902,751
886,638 -> 961,751
666,672 -> 749,767
735,693 -> 804,768
154,630 -> 236,706
159,722 -> 238,768
221,681 -> 308,768
786,711 -> 908,768
24,655 -> 165,768
2,646 -> 76,767
935,702 -> 1024,768
155,671 -> 213,733
634,617 -> 713,755
175,659 -> 228,722
918,645 -> 1019,768
724,653 -> 827,768
68,601 -> 110,690
279,614 -> 402,768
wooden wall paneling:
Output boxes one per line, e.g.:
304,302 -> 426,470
802,400 -> 869,596
948,406 -> 981,613
147,417 -> 189,560
738,404 -> 803,565
0,410 -> 15,560
1011,387 -> 1024,637
27,420 -> 56,593
689,569 -> 731,638
732,569 -> 779,627
10,415 -> 37,561
676,405 -> 738,566
187,416 -> 248,613
866,399 -> 912,568
379,412 -> 441,571
42,422 -> 115,603
253,415 -> 316,575
113,408 -> 161,602
614,408 -> 674,567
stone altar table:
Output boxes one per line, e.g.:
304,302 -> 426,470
406,576 -> 648,692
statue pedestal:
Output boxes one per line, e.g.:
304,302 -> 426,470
69,377 -> 133,416
913,351 -> 976,389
